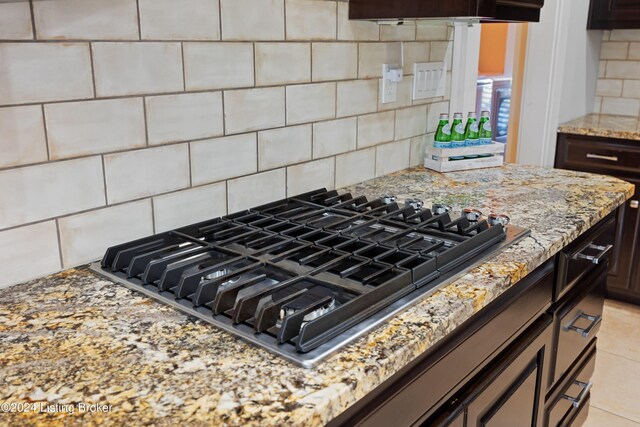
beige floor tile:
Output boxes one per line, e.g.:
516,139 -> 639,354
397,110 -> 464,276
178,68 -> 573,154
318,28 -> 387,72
598,300 -> 640,363
590,350 -> 640,423
584,406 -> 640,427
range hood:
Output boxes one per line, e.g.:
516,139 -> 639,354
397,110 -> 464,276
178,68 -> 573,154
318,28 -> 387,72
349,0 -> 544,23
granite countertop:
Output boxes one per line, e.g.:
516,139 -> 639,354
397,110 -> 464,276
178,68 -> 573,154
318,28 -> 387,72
558,113 -> 640,141
0,164 -> 634,427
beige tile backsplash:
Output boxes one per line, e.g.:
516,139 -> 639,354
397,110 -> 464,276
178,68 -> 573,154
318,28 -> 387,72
595,30 -> 640,116
0,0 -> 454,287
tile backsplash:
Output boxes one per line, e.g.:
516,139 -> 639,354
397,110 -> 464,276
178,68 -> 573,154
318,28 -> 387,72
595,30 -> 640,116
0,0 -> 454,287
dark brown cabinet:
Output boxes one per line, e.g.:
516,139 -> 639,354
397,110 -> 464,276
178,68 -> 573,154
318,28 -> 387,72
349,0 -> 544,23
556,133 -> 640,304
588,0 -> 640,29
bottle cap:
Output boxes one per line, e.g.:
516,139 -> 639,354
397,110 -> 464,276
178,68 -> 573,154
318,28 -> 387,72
453,112 -> 463,118
481,111 -> 490,117
438,113 -> 449,119
468,112 -> 477,118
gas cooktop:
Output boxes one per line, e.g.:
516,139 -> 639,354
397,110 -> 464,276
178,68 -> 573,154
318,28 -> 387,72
91,188 -> 529,368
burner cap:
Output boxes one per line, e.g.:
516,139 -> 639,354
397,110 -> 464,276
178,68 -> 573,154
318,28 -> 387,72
279,287 -> 337,323
432,203 -> 452,215
463,208 -> 483,222
488,213 -> 510,226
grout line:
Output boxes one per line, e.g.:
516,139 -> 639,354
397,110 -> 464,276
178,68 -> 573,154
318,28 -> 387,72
142,96 -> 150,146
101,155 -> 109,206
150,197 -> 156,233
187,142 -> 193,187
217,0 -> 223,40
180,42 -> 187,91
28,0 -> 37,40
54,219 -> 65,270
135,0 -> 142,40
41,104 -> 51,161
88,43 -> 97,98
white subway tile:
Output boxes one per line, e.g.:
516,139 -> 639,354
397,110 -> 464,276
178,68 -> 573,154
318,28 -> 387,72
287,158 -> 334,196
104,144 -> 190,204
629,43 -> 640,60
595,79 -> 623,97
45,98 -> 146,160
146,92 -> 223,145
256,43 -> 311,86
0,221 -> 60,289
600,42 -> 629,60
358,42 -> 399,78
337,2 -> 378,41
380,25 -> 415,41
286,0 -> 336,40
224,87 -> 286,133
336,79 -> 378,117
430,41 -> 453,70
335,147 -> 375,188
184,42 -> 254,90
59,200 -> 153,268
598,60 -> 606,78
228,169 -> 286,213
220,0 -> 284,41
357,111 -> 395,148
0,106 -> 47,169
610,30 -> 640,41
258,124 -> 312,170
416,24 -> 448,41
622,80 -> 640,98
0,2 -> 33,40
313,117 -> 357,158
0,157 -> 105,230
375,139 -> 410,177
403,42 -> 430,74
153,182 -> 227,232
395,105 -> 427,139
601,97 -> 640,116
0,43 -> 93,106
139,0 -> 220,40
410,134 -> 429,167
606,61 -> 640,79
286,83 -> 336,125
593,96 -> 602,114
33,0 -> 138,40
191,134 -> 257,185
92,42 -> 183,97
312,43 -> 358,82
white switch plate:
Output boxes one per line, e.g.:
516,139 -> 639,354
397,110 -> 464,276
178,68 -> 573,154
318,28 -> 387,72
413,61 -> 446,100
381,64 -> 399,104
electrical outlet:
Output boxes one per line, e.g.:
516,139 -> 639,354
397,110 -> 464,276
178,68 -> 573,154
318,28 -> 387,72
413,61 -> 446,100
381,64 -> 401,104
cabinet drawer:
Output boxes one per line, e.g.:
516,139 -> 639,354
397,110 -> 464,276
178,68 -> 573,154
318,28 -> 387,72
556,214 -> 615,300
555,265 -> 606,384
558,136 -> 640,176
548,343 -> 596,427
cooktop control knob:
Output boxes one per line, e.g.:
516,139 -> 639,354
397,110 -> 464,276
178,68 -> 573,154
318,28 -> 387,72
432,204 -> 452,215
488,213 -> 511,226
405,198 -> 424,211
463,208 -> 483,222
380,194 -> 397,204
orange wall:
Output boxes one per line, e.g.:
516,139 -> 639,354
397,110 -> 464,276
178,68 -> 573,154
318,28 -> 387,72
478,24 -> 509,76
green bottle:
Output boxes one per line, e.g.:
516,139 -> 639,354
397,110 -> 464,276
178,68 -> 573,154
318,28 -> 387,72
450,113 -> 465,148
464,112 -> 479,146
479,111 -> 492,145
434,113 -> 451,148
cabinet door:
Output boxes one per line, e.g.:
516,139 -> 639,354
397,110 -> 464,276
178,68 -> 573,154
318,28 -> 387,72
589,0 -> 640,29
464,318 -> 553,427
608,181 -> 640,298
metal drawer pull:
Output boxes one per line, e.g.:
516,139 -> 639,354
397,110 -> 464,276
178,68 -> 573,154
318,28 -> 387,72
631,200 -> 639,209
564,311 -> 602,339
562,380 -> 593,408
574,243 -> 613,265
586,153 -> 618,162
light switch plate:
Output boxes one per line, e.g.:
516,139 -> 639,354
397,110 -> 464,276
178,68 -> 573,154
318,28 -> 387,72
413,61 -> 446,100
381,64 -> 400,104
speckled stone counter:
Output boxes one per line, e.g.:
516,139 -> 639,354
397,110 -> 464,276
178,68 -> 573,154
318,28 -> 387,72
558,113 -> 640,141
0,164 -> 634,427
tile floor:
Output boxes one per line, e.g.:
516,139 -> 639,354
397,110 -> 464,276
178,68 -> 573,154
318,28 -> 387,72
584,299 -> 640,426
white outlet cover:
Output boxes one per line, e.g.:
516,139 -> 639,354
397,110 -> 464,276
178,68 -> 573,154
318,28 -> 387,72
381,64 -> 400,104
413,61 -> 446,100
